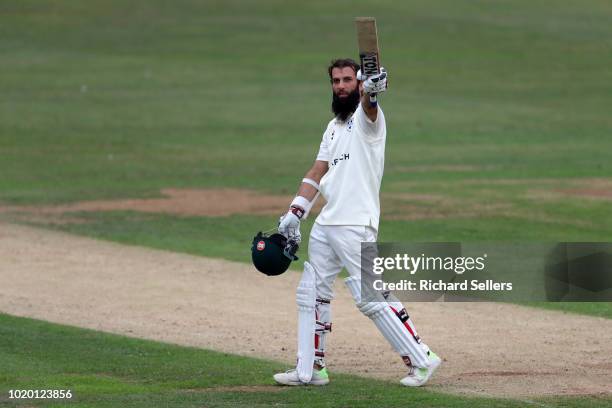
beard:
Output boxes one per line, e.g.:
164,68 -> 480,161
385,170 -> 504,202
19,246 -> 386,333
331,88 -> 360,121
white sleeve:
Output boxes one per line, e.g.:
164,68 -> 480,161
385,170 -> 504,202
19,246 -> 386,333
355,104 -> 385,142
315,127 -> 331,162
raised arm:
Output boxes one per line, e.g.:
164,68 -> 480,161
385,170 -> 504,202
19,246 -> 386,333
358,67 -> 388,122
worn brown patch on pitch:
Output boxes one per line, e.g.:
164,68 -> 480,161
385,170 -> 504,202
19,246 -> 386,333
1,177 -> 610,223
0,188 -> 498,222
525,178 -> 612,202
0,187 -> 550,223
0,189 -> 491,221
0,189 -> 303,219
555,186 -> 612,200
555,188 -> 612,200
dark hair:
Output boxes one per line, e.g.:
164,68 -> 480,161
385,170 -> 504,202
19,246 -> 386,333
327,58 -> 360,82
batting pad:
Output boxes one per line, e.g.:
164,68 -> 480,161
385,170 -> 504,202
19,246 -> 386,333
344,276 -> 430,368
296,262 -> 316,382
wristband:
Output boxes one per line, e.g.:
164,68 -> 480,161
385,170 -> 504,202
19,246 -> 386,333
302,178 -> 320,191
291,195 -> 311,213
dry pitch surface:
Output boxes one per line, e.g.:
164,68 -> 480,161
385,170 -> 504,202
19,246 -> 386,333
1,222 -> 611,398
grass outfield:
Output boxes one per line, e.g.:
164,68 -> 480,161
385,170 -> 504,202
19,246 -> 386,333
2,3 -> 612,228
1,3 -> 612,403
2,0 -> 612,201
0,313 -> 609,408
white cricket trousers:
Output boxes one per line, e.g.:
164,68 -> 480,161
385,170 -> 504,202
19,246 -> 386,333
308,222 -> 377,300
303,222 -> 432,369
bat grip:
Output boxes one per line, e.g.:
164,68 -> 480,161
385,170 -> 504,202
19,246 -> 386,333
369,94 -> 378,107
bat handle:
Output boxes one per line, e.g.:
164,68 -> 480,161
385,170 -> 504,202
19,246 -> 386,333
369,94 -> 378,107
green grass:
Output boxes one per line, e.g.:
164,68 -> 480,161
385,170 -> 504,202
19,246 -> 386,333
0,313 -> 609,407
2,0 -> 612,203
1,2 -> 612,403
523,301 -> 612,319
2,1 -> 611,242
2,0 -> 611,243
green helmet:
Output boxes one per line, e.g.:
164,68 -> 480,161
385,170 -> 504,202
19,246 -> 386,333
251,231 -> 298,276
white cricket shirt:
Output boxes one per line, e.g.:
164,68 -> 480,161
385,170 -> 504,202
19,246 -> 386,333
315,104 -> 386,231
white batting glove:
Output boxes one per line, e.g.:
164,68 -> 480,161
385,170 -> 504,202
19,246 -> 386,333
360,67 -> 388,95
278,209 -> 302,244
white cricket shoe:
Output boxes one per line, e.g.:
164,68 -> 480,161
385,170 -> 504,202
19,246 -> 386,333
273,367 -> 330,386
400,351 -> 442,387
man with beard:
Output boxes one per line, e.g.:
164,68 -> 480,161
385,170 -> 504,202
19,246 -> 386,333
273,59 -> 441,387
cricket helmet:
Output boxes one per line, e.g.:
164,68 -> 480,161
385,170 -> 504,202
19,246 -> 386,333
251,231 -> 298,276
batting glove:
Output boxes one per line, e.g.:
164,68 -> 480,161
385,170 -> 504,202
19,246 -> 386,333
278,208 -> 302,244
360,67 -> 388,95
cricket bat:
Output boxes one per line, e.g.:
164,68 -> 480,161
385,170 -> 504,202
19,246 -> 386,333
355,17 -> 381,107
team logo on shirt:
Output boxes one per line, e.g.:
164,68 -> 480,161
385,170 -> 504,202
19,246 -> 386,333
331,153 -> 350,166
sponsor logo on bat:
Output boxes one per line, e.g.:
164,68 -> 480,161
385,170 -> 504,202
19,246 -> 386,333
360,53 -> 379,76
